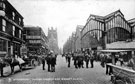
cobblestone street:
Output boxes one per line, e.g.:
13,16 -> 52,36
0,55 -> 112,84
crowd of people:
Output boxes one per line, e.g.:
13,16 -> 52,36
63,50 -> 96,69
1,49 -> 135,77
62,50 -> 126,76
41,51 -> 57,72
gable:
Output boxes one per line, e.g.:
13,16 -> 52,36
106,15 -> 131,33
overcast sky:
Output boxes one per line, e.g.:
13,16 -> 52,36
9,0 -> 135,48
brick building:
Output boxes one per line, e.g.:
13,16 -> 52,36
0,0 -> 24,57
23,26 -> 48,56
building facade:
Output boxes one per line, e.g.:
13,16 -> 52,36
23,26 -> 48,56
48,27 -> 59,54
81,10 -> 132,50
63,37 -> 72,53
128,18 -> 135,39
75,25 -> 83,51
71,32 -> 76,52
63,10 -> 135,52
0,0 -> 24,57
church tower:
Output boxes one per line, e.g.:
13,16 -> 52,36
48,27 -> 59,54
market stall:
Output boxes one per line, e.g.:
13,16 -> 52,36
97,49 -> 135,84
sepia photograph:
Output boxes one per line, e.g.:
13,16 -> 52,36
0,0 -> 135,84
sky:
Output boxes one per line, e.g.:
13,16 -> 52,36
9,0 -> 135,49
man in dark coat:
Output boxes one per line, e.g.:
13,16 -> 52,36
46,53 -> 52,72
80,52 -> 84,68
84,53 -> 90,68
67,53 -> 71,68
78,52 -> 84,68
50,54 -> 56,72
90,52 -> 94,68
73,52 -> 78,68
42,55 -> 46,70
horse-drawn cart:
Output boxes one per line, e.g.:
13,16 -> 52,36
20,45 -> 41,69
97,49 -> 135,84
22,55 -> 41,68
0,54 -> 40,77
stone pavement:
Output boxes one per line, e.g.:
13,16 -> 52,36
0,55 -> 112,84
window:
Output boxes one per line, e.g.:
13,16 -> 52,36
19,18 -> 21,25
29,40 -> 41,43
12,12 -> 15,20
19,30 -> 21,38
13,26 -> 15,36
0,39 -> 7,51
2,19 -> 6,32
0,2 -> 5,10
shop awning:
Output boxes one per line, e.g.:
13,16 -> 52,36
97,49 -> 131,53
106,41 -> 135,50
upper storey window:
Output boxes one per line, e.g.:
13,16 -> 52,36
0,2 -> 5,10
12,12 -> 15,20
19,30 -> 21,38
12,26 -> 15,36
2,19 -> 6,32
19,18 -> 21,25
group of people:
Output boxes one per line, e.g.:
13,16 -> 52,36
42,51 -> 57,72
100,53 -> 113,75
63,50 -> 95,69
100,52 -> 131,75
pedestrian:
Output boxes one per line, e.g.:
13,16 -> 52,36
77,52 -> 84,68
80,53 -> 84,68
100,53 -> 105,68
84,52 -> 90,68
119,52 -> 124,66
65,53 -> 68,63
105,54 -> 113,75
90,52 -> 94,68
67,53 -> 71,67
42,55 -> 46,70
62,53 -> 64,57
50,54 -> 56,72
46,52 -> 52,72
73,52 -> 78,69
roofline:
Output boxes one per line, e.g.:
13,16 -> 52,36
104,9 -> 124,19
128,18 -> 135,22
90,14 -> 104,18
24,26 -> 42,29
6,0 -> 24,19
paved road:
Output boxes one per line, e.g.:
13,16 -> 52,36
0,55 -> 112,84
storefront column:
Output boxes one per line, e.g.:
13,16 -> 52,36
132,51 -> 135,70
112,52 -> 116,65
6,41 -> 8,55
